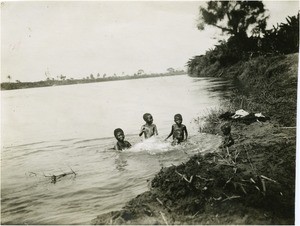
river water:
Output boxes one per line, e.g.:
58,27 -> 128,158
1,75 -> 234,224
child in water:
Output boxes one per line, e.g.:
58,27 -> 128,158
139,113 -> 158,139
165,114 -> 188,144
219,123 -> 234,149
114,128 -> 132,151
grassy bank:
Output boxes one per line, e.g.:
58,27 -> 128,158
195,53 -> 298,127
92,53 -> 298,225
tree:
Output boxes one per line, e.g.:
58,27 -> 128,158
7,75 -> 11,83
262,13 -> 299,54
60,74 -> 66,80
167,67 -> 175,73
197,1 -> 268,37
137,69 -> 144,75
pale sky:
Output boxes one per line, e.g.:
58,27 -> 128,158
1,1 -> 299,82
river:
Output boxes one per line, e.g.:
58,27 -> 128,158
1,74 -> 234,224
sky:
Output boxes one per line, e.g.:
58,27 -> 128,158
1,1 -> 299,82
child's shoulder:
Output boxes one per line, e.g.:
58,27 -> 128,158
173,124 -> 186,128
146,123 -> 156,127
124,140 -> 131,147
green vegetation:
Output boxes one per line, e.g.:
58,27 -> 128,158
199,53 -> 298,128
188,2 -> 299,76
197,1 -> 268,36
1,70 -> 185,91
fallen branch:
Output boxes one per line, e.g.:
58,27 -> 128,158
43,169 -> 77,184
192,211 -> 200,218
279,127 -> 296,129
245,148 -> 257,174
175,170 -> 193,183
261,175 -> 278,183
156,197 -> 172,212
261,179 -> 266,194
223,176 -> 234,188
156,197 -> 164,206
222,195 -> 241,202
160,211 -> 169,225
216,152 -> 235,167
233,149 -> 240,164
239,183 -> 247,194
195,175 -> 214,181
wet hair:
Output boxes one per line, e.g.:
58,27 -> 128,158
174,114 -> 182,120
221,123 -> 231,134
143,113 -> 151,121
114,128 -> 124,138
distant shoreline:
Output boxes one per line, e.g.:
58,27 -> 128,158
1,72 -> 186,91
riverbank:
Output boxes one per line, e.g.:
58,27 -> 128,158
1,72 -> 185,91
92,53 -> 297,224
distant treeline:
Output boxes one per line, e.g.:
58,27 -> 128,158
1,71 -> 185,91
187,7 -> 299,77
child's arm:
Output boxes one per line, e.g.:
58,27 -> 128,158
126,141 -> 132,148
165,126 -> 174,140
154,125 -> 158,136
139,126 -> 145,137
183,125 -> 188,141
114,142 -> 121,151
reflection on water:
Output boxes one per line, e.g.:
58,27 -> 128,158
115,153 -> 128,171
1,75 -> 234,224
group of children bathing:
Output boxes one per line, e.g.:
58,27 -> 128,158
113,113 -> 234,152
113,113 -> 188,151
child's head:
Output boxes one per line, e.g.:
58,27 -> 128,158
221,123 -> 231,135
143,113 -> 153,124
114,128 -> 125,141
174,114 -> 183,125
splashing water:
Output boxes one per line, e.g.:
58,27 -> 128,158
129,136 -> 171,154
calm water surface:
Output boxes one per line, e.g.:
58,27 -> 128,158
1,75 -> 234,224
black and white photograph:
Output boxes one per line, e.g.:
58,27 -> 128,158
1,0 -> 299,225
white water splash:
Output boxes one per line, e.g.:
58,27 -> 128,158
128,136 -> 172,154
